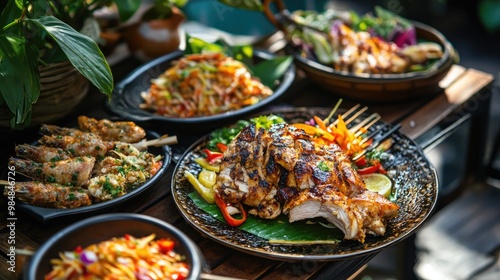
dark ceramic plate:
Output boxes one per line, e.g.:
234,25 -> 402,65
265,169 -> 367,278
14,130 -> 171,223
171,107 -> 439,261
105,49 -> 296,130
25,213 -> 206,280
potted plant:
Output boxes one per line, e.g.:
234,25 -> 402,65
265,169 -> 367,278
119,0 -> 267,61
121,0 -> 188,61
0,0 -> 116,129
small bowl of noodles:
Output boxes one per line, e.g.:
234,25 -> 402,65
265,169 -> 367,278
24,213 -> 206,280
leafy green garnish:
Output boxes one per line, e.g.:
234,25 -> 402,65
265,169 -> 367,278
251,114 -> 285,130
353,6 -> 413,40
317,161 -> 330,172
206,120 -> 251,151
206,114 -> 285,151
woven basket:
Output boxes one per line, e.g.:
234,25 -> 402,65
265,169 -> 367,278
0,61 -> 89,128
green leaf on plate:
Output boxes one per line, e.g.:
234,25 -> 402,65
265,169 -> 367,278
220,42 -> 254,66
250,55 -> 294,88
184,34 -> 224,54
188,192 -> 343,243
184,34 -> 292,89
30,16 -> 114,97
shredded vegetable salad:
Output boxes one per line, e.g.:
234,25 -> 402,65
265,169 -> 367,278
45,234 -> 189,280
140,52 -> 273,118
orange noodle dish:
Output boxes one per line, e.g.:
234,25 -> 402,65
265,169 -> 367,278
140,52 -> 273,118
45,234 -> 189,280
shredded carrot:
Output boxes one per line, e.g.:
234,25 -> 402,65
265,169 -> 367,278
293,113 -> 368,158
140,52 -> 273,118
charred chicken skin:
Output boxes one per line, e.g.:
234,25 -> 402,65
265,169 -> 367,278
213,123 -> 399,243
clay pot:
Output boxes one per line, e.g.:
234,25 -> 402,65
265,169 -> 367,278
123,6 -> 185,61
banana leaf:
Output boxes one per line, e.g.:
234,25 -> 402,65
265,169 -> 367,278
189,192 -> 343,243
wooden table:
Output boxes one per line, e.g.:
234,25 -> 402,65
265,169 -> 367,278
0,56 -> 494,279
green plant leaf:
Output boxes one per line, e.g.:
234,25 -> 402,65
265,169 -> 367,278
0,35 -> 40,128
184,34 -> 224,54
218,0 -> 263,11
30,16 -> 113,97
114,0 -> 142,22
0,0 -> 22,28
250,55 -> 293,88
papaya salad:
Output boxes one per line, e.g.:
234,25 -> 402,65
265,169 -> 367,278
140,52 -> 274,118
184,104 -> 397,242
45,234 -> 189,280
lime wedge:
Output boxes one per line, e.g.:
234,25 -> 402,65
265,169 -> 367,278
361,173 -> 392,198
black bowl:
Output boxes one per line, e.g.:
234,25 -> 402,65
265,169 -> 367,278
288,21 -> 456,102
24,213 -> 206,280
106,49 -> 296,131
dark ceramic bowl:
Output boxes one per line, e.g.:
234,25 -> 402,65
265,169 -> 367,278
262,0 -> 456,102
288,22 -> 456,102
24,213 -> 206,280
106,49 -> 296,131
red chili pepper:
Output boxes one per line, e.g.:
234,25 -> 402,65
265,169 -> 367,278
74,245 -> 83,253
215,194 -> 247,227
357,161 -> 381,174
216,142 -> 228,153
202,149 -> 223,164
354,156 -> 367,167
157,239 -> 175,254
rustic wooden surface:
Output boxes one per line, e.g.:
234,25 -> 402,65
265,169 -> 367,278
0,60 -> 494,279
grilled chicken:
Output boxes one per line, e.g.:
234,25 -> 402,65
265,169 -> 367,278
331,23 -> 410,74
78,116 -> 146,143
213,123 -> 399,243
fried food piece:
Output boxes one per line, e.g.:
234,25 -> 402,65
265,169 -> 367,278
38,133 -> 110,158
3,182 -> 92,208
78,116 -> 146,143
15,144 -> 72,163
9,156 -> 95,187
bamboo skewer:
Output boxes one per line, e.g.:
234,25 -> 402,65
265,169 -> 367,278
0,180 -> 11,186
132,135 -> 178,150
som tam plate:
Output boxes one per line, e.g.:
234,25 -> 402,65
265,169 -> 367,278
171,107 -> 439,261
105,49 -> 295,131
